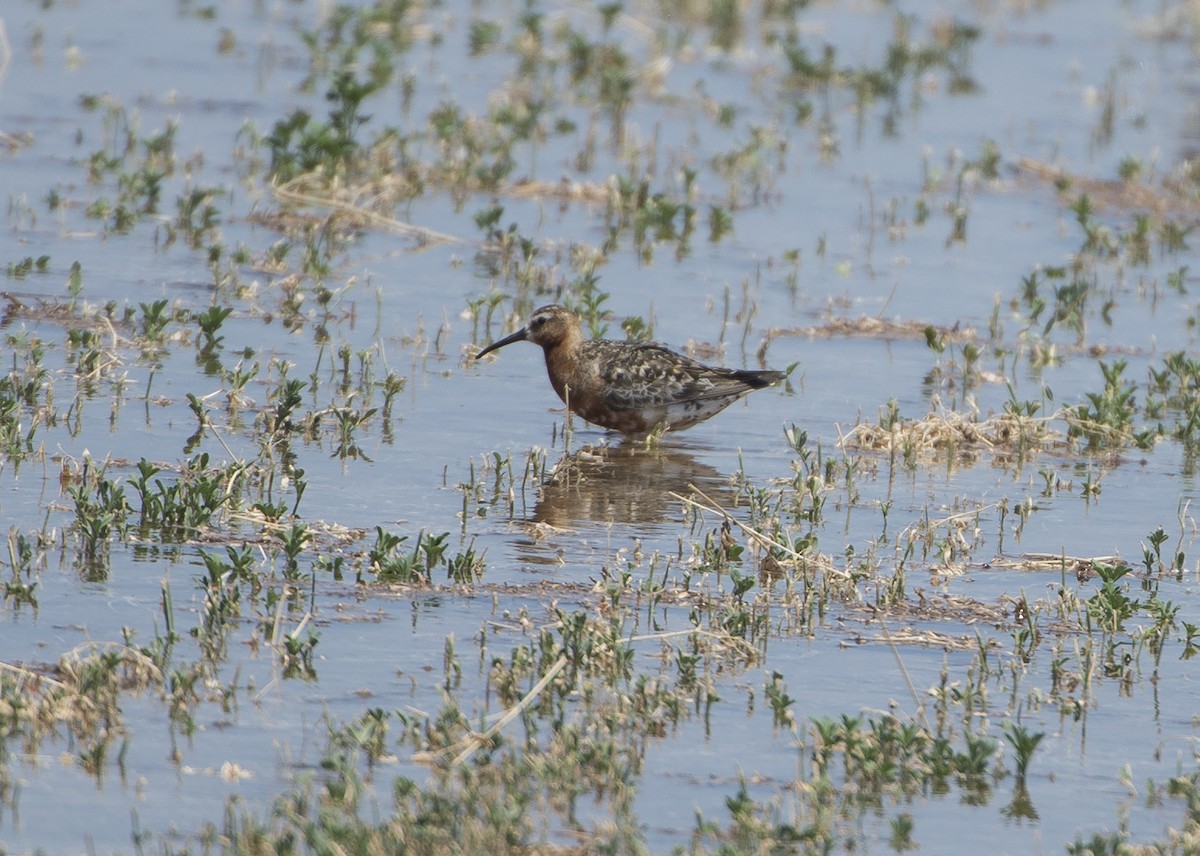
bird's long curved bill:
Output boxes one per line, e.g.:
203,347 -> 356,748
476,326 -> 528,359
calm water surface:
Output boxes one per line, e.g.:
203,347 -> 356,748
2,0 -> 1199,852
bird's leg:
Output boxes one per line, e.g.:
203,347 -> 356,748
563,383 -> 573,455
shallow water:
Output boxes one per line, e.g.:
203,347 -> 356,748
3,0 -> 1200,852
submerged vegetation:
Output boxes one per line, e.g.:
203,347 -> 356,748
3,0 -> 1200,853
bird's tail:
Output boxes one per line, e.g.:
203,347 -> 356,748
729,369 -> 786,389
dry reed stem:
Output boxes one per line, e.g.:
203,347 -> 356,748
431,619 -> 760,767
768,316 -> 977,342
989,552 -> 1121,573
0,20 -> 10,92
675,484 -> 849,580
839,408 -> 1058,455
1016,155 -> 1200,214
272,177 -> 468,245
873,616 -> 931,728
439,653 -> 570,767
0,659 -> 66,689
507,177 -> 609,203
680,486 -> 928,726
61,640 -> 164,685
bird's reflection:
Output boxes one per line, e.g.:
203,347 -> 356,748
533,442 -> 732,526
513,441 -> 736,566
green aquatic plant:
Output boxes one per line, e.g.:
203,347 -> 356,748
5,255 -> 50,278
194,304 -> 233,353
267,63 -> 388,184
129,454 -> 243,540
1067,360 -> 1138,450
1002,722 -> 1044,782
1086,562 -> 1139,634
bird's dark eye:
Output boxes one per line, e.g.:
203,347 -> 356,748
531,315 -> 547,328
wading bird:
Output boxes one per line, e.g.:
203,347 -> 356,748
476,304 -> 785,436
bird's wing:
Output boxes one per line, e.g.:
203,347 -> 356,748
596,343 -> 750,411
